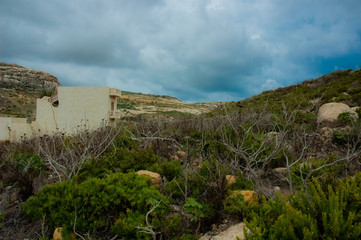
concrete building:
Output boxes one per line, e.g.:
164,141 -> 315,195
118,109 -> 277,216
0,86 -> 121,142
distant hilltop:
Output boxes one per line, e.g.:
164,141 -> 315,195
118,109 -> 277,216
0,63 -> 218,119
0,62 -> 60,93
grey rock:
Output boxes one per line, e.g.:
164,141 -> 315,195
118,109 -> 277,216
0,62 -> 60,93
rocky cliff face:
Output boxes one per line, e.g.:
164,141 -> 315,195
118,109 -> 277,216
0,62 -> 60,93
0,63 -> 60,118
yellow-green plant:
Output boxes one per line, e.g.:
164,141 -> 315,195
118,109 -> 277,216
23,172 -> 169,239
245,173 -> 361,239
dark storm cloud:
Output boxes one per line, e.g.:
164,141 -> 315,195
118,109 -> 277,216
1,0 -> 361,101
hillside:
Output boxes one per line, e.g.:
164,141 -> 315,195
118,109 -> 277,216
236,69 -> 361,112
0,63 -> 60,118
118,91 -> 221,117
1,68 -> 361,239
0,63 -> 218,119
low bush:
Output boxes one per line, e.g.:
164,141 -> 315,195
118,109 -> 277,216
290,155 -> 344,189
183,197 -> 214,228
0,211 -> 4,226
23,172 -> 170,239
333,130 -> 359,146
148,158 -> 182,181
229,172 -> 253,191
0,152 -> 47,199
338,112 -> 355,124
245,172 -> 361,239
294,111 -> 317,125
77,145 -> 182,183
223,192 -> 258,219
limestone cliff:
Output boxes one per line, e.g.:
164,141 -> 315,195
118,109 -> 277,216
0,62 -> 60,92
0,63 -> 60,118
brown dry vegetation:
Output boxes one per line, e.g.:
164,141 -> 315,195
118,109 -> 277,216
1,69 -> 361,239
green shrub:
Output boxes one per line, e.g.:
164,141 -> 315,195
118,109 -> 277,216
2,152 -> 47,199
245,173 -> 361,239
338,112 -> 353,124
223,192 -> 248,217
23,172 -> 169,238
111,209 -> 148,239
0,211 -> 4,226
13,152 -> 45,176
77,144 -> 182,184
290,155 -> 344,189
333,130 -> 358,146
188,159 -> 229,201
224,174 -> 255,218
148,158 -> 182,181
229,172 -> 253,190
294,111 -> 317,125
77,146 -> 162,181
163,178 -> 185,199
184,198 -> 212,223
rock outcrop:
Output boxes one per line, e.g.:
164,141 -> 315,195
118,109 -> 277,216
225,175 -> 236,188
53,227 -> 63,240
0,62 -> 60,93
136,170 -> 162,187
317,102 -> 357,127
200,222 -> 247,240
230,190 -> 257,203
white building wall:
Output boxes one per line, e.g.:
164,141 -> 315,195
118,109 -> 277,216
8,118 -> 35,141
0,118 -> 35,142
35,97 -> 59,134
0,117 -> 12,141
0,86 -> 120,142
56,87 -> 111,133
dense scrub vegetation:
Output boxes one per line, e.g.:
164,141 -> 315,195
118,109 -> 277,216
226,68 -> 361,114
1,69 -> 361,239
245,173 -> 361,239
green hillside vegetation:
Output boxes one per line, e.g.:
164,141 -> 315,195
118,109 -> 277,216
0,88 -> 51,118
236,69 -> 361,112
1,69 -> 361,239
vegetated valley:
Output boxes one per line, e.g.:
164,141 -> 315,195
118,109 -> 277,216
1,68 -> 361,239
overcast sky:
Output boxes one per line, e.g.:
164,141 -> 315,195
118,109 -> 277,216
1,0 -> 361,102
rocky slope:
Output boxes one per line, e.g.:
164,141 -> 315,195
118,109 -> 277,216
118,91 -> 221,117
0,63 -> 59,93
0,62 -> 219,119
0,63 -> 60,118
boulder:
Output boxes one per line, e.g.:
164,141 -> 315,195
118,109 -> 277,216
231,190 -> 257,203
317,103 -> 357,127
176,150 -> 187,159
136,170 -> 162,187
53,227 -> 63,240
273,186 -> 281,193
53,227 -> 77,239
225,175 -> 236,188
200,222 -> 247,240
171,150 -> 187,161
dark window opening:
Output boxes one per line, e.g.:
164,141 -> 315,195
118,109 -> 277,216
52,100 -> 59,107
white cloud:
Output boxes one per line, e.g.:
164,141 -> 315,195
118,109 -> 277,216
1,0 -> 361,101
